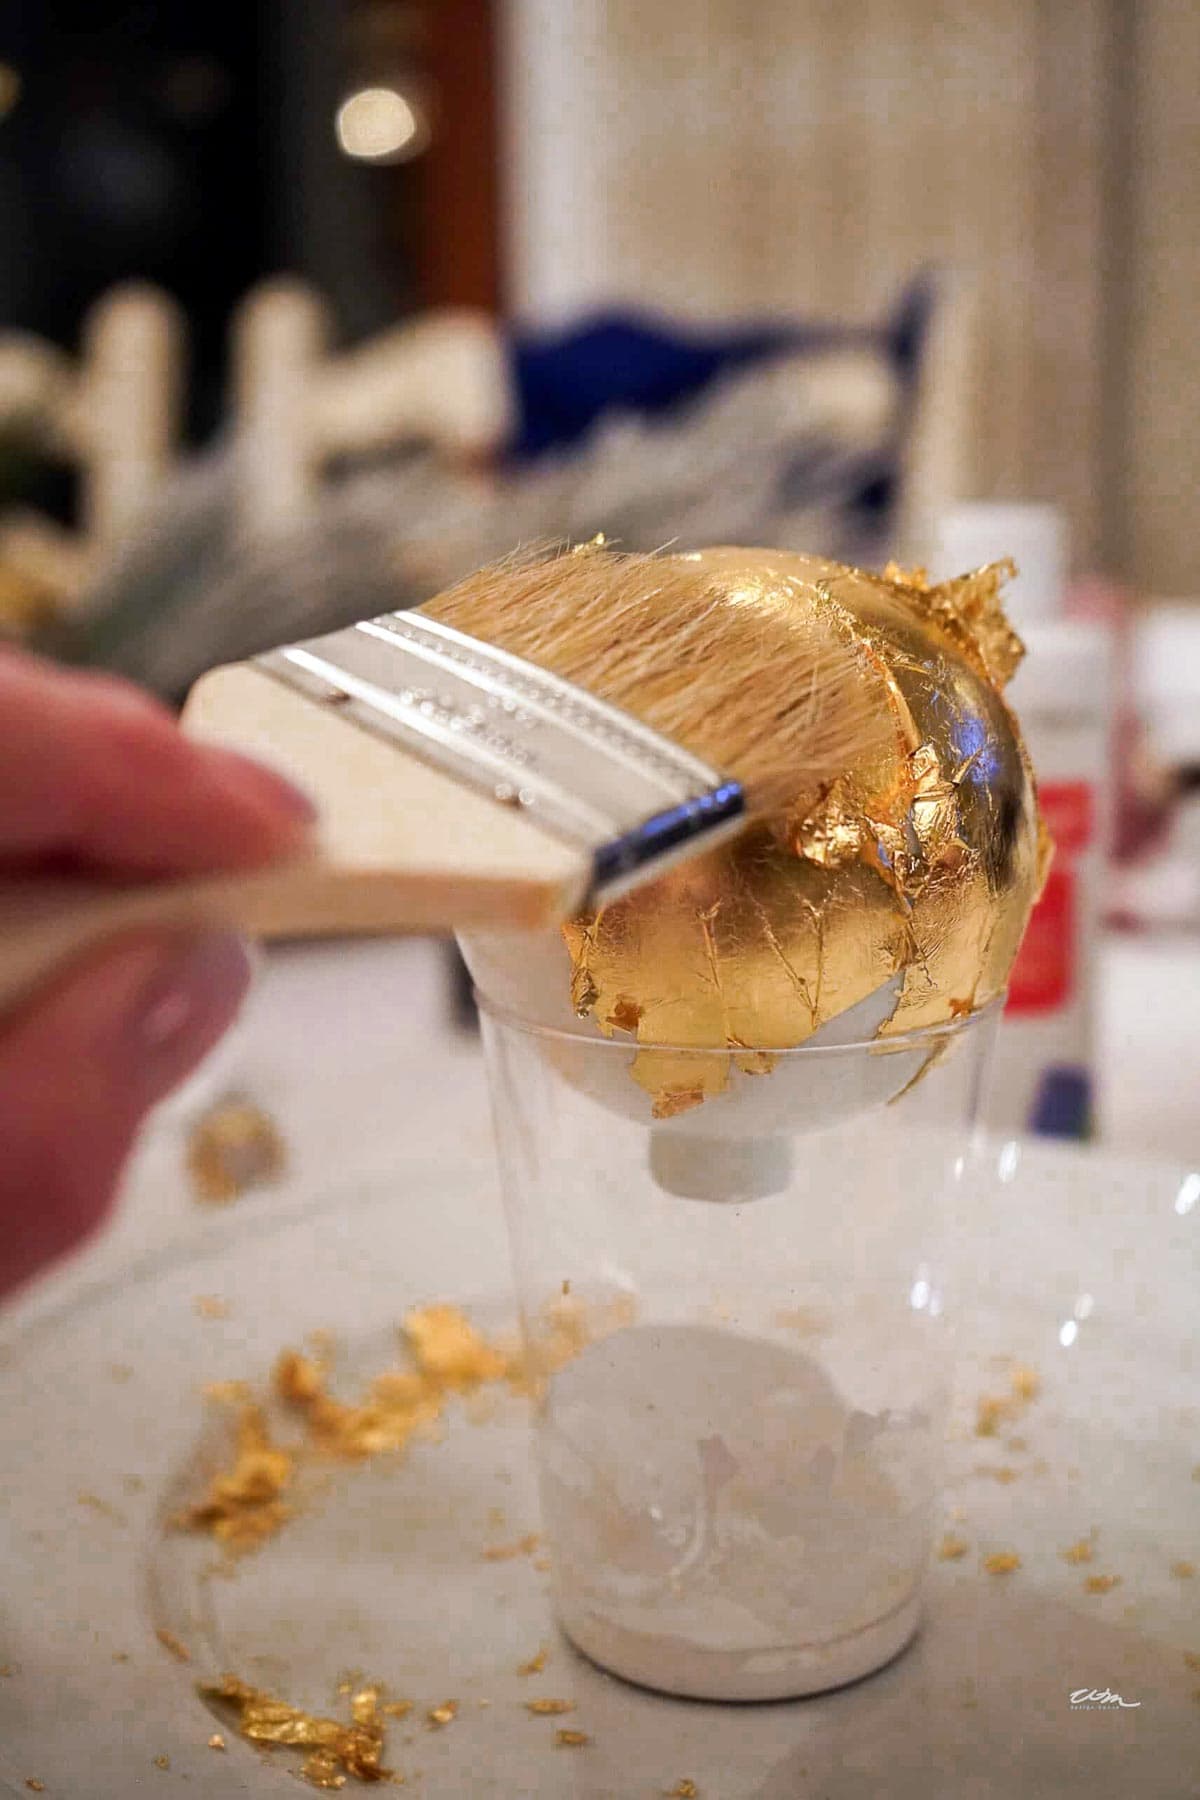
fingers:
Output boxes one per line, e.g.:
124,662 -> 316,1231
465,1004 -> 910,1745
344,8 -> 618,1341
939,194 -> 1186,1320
0,930 -> 253,1298
0,649 -> 315,875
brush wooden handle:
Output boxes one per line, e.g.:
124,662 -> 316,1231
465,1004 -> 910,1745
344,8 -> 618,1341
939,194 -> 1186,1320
0,663 -> 588,1017
0,855 -> 584,1017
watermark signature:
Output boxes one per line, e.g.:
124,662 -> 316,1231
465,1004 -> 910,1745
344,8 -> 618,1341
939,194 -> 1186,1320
1070,1688 -> 1141,1710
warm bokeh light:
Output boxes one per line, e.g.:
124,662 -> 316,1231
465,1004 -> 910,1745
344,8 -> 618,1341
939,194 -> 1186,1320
0,63 -> 21,120
334,85 -> 427,164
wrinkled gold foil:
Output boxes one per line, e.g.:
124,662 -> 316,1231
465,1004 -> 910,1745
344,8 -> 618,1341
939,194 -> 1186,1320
202,1674 -> 393,1787
562,549 -> 1044,1108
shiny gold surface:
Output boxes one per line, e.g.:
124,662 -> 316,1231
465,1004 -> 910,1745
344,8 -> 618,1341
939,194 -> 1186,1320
560,549 -> 1043,1110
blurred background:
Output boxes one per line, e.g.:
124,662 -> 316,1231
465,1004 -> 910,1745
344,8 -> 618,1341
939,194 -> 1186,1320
0,0 -> 1197,1164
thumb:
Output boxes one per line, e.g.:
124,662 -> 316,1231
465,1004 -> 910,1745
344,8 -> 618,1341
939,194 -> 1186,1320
0,931 -> 253,1297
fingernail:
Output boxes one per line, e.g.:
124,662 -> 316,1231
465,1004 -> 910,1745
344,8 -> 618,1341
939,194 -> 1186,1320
132,932 -> 255,1079
206,747 -> 319,825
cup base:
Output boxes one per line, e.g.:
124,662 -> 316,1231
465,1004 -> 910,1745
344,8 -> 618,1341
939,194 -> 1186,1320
557,1591 -> 922,1702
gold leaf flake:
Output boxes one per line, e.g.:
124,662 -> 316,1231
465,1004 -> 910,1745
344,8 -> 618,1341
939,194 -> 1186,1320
1061,1539 -> 1095,1565
982,1552 -> 1020,1576
188,1097 -> 286,1204
1009,1364 -> 1040,1402
517,1649 -> 547,1677
153,1756 -> 170,1771
1171,1561 -> 1195,1579
975,1395 -> 1018,1438
1083,1574 -> 1121,1595
481,1533 -> 541,1563
937,1534 -> 969,1561
208,1734 -> 226,1750
555,1729 -> 590,1748
426,1702 -> 457,1728
155,1628 -> 192,1664
524,1699 -> 573,1716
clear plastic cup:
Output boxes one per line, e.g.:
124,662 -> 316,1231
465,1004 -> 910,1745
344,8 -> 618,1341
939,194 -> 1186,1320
478,995 -> 999,1701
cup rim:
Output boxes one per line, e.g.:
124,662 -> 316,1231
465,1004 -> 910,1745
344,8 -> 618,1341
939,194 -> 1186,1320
473,989 -> 1004,1059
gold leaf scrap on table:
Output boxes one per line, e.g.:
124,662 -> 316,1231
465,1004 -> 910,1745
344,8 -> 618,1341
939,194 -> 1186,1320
177,1297 -> 633,1556
1172,1561 -> 1196,1580
482,1534 -> 541,1563
517,1648 -> 548,1677
555,1729 -> 590,1748
433,547 -> 1044,1115
1061,1538 -> 1096,1565
155,1627 -> 192,1664
187,1096 -> 287,1204
982,1552 -> 1021,1576
524,1699 -> 573,1716
937,1534 -> 970,1561
668,1784 -> 699,1799
203,1674 -> 393,1788
1083,1574 -> 1121,1595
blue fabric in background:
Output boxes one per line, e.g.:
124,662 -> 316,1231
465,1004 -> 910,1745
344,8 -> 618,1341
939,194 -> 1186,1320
508,274 -> 937,462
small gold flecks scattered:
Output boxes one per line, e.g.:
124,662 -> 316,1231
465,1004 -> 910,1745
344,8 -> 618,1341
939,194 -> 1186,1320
0,1664 -> 12,1677
668,1783 -> 699,1799
517,1649 -> 547,1677
153,1756 -> 170,1771
381,1701 -> 412,1720
532,1556 -> 552,1574
561,1280 -> 571,1297
426,1702 -> 457,1728
155,1628 -> 192,1664
524,1699 -> 573,1716
481,1533 -> 541,1563
25,1782 -> 44,1793
554,1729 -> 590,1748
1061,1539 -> 1095,1565
181,1300 -> 607,1559
195,1295 -> 231,1320
937,1534 -> 970,1561
208,1734 -> 226,1751
1171,1561 -> 1195,1579
983,1552 -> 1021,1576
187,1096 -> 286,1204
974,1465 -> 1019,1484
1183,1652 -> 1200,1671
1083,1574 -> 1121,1595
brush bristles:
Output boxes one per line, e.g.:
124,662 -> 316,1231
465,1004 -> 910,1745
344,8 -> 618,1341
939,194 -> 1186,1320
421,544 -> 894,819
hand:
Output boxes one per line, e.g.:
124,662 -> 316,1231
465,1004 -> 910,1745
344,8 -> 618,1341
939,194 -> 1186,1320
0,648 -> 315,1298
